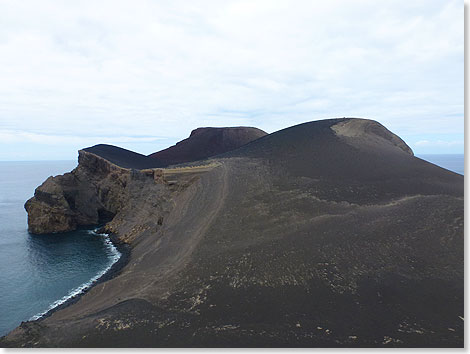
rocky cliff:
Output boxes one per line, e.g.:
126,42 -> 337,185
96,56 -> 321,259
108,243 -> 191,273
25,150 -> 171,236
5,118 -> 463,347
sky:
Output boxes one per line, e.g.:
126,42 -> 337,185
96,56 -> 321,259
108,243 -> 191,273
0,0 -> 463,160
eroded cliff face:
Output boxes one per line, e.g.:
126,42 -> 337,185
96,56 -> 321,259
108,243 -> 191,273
24,150 -> 172,238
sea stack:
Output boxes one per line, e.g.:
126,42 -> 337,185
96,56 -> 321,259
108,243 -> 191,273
4,118 -> 463,348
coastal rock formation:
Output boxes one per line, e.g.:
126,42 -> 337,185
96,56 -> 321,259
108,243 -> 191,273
25,150 -> 132,234
24,126 -> 266,234
5,118 -> 463,347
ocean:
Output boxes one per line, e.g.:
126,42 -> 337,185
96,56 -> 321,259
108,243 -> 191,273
0,155 -> 463,337
0,161 -> 120,337
417,154 -> 464,175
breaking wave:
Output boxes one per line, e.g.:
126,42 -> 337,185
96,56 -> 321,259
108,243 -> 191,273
29,230 -> 121,321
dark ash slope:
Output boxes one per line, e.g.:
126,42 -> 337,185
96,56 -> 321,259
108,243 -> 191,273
83,144 -> 163,169
148,127 -> 267,165
224,118 -> 461,202
83,127 -> 266,169
2,118 -> 463,348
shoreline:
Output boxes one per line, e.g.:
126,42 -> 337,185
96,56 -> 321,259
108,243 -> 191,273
19,229 -> 131,324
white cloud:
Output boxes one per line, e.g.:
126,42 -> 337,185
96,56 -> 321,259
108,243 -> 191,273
415,140 -> 464,147
0,130 -> 164,146
0,0 -> 463,159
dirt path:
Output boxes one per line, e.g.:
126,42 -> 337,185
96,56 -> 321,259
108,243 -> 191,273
134,161 -> 230,299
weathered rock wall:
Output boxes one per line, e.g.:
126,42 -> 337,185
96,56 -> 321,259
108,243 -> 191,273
24,150 -> 168,236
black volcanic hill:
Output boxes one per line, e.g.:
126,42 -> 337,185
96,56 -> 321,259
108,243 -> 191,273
83,144 -> 163,169
83,127 -> 267,169
148,126 -> 267,166
4,118 -> 463,348
225,118 -> 461,202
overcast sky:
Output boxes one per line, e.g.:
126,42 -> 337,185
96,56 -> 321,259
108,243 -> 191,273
0,0 -> 463,160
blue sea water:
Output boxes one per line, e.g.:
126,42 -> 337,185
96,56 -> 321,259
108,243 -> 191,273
418,154 -> 464,175
0,155 -> 463,337
0,161 -> 120,337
